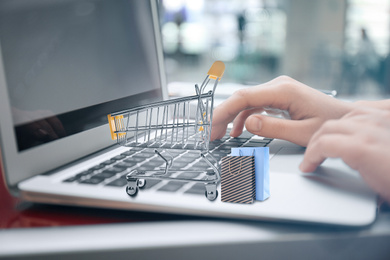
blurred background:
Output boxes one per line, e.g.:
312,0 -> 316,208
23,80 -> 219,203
159,0 -> 390,99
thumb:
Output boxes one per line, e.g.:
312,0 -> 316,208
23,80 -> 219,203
245,114 -> 316,147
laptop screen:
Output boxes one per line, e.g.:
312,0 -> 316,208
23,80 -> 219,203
0,0 -> 164,152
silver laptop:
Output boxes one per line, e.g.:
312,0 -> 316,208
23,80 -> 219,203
0,0 -> 377,227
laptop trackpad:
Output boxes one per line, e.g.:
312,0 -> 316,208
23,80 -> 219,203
270,147 -> 374,196
270,147 -> 305,173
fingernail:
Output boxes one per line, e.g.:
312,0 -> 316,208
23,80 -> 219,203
248,116 -> 262,131
34,128 -> 49,139
299,162 -> 305,172
299,161 -> 310,173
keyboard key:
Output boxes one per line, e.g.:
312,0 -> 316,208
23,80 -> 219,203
121,150 -> 136,156
211,150 -> 230,158
217,147 -> 235,152
212,149 -> 230,155
106,177 -> 127,187
143,179 -> 161,189
103,168 -> 124,174
170,162 -> 189,169
208,143 -> 221,149
137,166 -> 157,171
174,157 -> 196,163
244,142 -> 267,147
238,131 -> 254,139
130,147 -> 144,151
94,171 -> 117,179
228,137 -> 249,143
247,140 -> 269,144
185,183 -> 206,195
76,170 -> 93,178
210,139 -> 224,144
133,153 -> 155,159
152,158 -> 174,165
219,143 -> 240,150
142,149 -> 158,154
89,164 -> 105,171
80,177 -> 105,185
163,150 -> 185,156
159,143 -> 175,149
63,176 -> 80,182
148,158 -> 169,164
158,181 -> 187,192
182,152 -> 201,158
209,154 -> 224,161
184,189 -> 204,195
168,143 -> 190,149
114,161 -> 137,169
101,159 -> 116,166
145,161 -> 164,167
215,136 -> 229,143
177,172 -> 201,179
112,154 -> 126,161
124,157 -> 146,163
192,160 -> 211,167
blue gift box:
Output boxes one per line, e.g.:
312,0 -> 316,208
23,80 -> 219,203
231,147 -> 270,201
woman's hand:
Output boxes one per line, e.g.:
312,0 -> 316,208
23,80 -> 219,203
211,76 -> 354,146
300,107 -> 390,202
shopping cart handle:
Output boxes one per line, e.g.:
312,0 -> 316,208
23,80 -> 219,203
107,114 -> 125,140
207,61 -> 225,81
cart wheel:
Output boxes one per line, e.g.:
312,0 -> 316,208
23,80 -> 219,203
205,190 -> 218,201
138,179 -> 146,189
126,185 -> 138,196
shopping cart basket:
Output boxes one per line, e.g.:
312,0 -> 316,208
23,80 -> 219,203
107,61 -> 225,201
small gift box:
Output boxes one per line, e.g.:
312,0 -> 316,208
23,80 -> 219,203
221,155 -> 255,204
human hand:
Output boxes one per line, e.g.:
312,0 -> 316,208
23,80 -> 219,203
211,76 -> 354,146
300,107 -> 390,202
13,108 -> 66,150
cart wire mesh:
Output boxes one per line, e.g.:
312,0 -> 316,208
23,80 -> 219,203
107,61 -> 225,200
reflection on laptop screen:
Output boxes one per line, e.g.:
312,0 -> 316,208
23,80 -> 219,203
0,0 -> 163,151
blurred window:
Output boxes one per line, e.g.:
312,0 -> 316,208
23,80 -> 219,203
160,0 -> 390,98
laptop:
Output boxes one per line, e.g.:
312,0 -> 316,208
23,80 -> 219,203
0,0 -> 377,227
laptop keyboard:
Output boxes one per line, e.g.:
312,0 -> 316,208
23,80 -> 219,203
63,130 -> 273,196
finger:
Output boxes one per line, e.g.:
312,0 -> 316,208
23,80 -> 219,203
212,83 -> 290,127
299,134 -> 359,172
25,121 -> 50,140
210,122 -> 228,140
46,116 -> 67,137
245,114 -> 320,146
230,108 -> 264,137
35,119 -> 59,140
211,78 -> 303,140
211,76 -> 328,141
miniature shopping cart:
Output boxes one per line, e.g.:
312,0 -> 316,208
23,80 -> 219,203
107,61 -> 225,201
